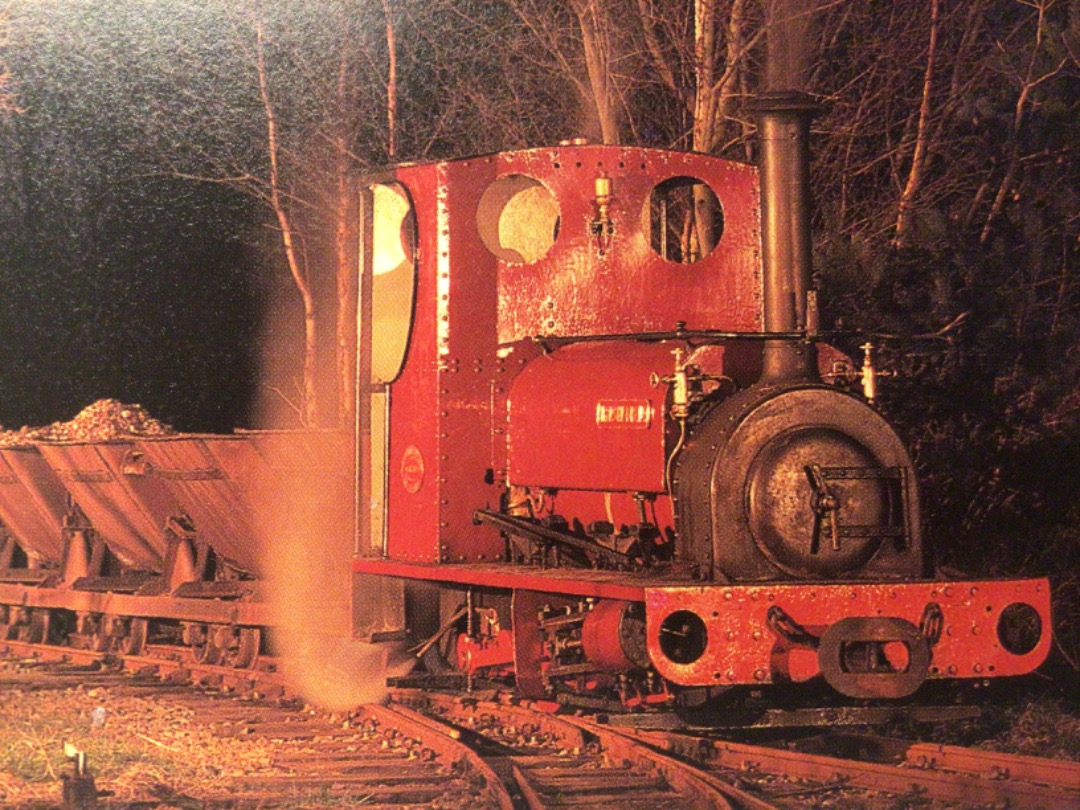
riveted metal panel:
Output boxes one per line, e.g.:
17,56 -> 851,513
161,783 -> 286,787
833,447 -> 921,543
435,159 -> 506,563
36,442 -> 165,571
507,341 -> 673,492
488,146 -> 762,341
645,578 -> 1052,687
0,447 -> 69,563
377,160 -> 508,564
376,163 -> 444,563
363,146 -> 764,567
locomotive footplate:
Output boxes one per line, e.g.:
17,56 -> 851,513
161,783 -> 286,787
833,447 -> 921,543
351,557 -> 673,601
644,578 -> 1051,699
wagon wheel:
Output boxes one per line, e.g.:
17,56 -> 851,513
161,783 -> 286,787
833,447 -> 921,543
30,610 -> 50,643
77,612 -> 110,651
222,627 -> 260,669
121,618 -> 149,656
186,624 -> 260,668
87,613 -> 108,651
17,608 -> 50,644
186,623 -> 217,665
209,625 -> 260,669
91,614 -> 128,653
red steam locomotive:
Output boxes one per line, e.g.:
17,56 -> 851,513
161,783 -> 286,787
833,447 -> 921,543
0,95 -> 1051,713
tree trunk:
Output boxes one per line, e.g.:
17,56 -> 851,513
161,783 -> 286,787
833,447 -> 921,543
381,0 -> 397,159
893,0 -> 940,247
256,23 -> 319,427
572,0 -> 619,144
334,56 -> 357,430
978,6 -> 1067,245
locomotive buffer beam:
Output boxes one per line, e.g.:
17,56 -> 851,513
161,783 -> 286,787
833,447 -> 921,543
473,510 -> 640,569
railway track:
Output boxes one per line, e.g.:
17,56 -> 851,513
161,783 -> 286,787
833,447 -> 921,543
2,643 -> 1077,809
389,688 -> 768,809
389,689 -> 1080,810
0,644 -> 510,809
624,722 -> 1080,810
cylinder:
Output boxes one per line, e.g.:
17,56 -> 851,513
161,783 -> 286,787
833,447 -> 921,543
580,600 -> 649,672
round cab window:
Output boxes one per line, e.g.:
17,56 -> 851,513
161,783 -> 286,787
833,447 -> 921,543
477,175 -> 560,263
642,176 -> 723,263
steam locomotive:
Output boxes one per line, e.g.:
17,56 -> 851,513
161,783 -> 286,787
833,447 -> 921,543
0,95 -> 1051,712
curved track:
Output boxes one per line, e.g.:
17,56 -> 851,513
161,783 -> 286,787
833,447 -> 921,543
627,724 -> 1080,810
390,689 -> 1080,810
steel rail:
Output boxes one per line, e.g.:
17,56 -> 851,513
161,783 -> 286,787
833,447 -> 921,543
363,703 -> 516,810
634,728 -> 1080,810
792,732 -> 1080,792
1,649 -> 518,809
392,689 -> 779,810
902,740 -> 1080,791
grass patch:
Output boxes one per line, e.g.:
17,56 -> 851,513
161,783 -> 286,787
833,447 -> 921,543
890,677 -> 1080,761
0,678 -> 279,806
0,694 -> 168,782
983,694 -> 1080,761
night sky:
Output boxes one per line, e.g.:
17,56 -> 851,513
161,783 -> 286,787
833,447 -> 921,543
0,170 -> 266,433
0,2 -> 294,434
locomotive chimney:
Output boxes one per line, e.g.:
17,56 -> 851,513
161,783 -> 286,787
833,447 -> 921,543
749,91 -> 821,384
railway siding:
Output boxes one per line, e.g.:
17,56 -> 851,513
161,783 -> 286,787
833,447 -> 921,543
635,727 -> 1080,810
0,646 -> 510,809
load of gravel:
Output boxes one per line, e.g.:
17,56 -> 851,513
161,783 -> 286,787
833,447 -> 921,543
0,399 -> 174,447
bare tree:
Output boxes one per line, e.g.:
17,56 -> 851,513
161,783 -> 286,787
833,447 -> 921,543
633,0 -> 762,154
0,3 -> 19,116
569,0 -> 621,143
109,1 -> 396,428
502,0 -> 636,143
893,0 -> 941,246
253,21 -> 319,427
977,0 -> 1072,244
381,0 -> 398,158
